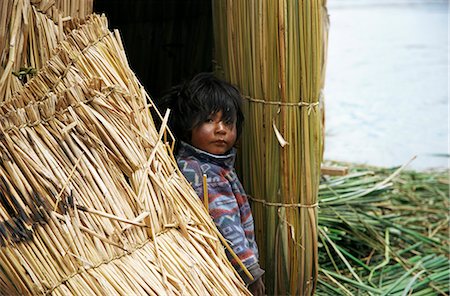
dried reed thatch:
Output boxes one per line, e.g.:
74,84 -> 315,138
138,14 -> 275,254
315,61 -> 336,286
0,0 -> 94,103
0,2 -> 250,295
212,0 -> 329,295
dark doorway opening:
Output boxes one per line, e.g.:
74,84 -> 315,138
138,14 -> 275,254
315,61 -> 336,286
93,0 -> 213,100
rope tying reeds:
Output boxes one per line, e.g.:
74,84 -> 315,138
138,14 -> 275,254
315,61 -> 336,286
46,30 -> 110,90
45,231 -> 170,295
0,30 -> 110,110
1,83 -> 119,133
248,196 -> 319,208
242,95 -> 320,115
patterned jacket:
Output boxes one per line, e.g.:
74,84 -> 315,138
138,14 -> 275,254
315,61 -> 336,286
176,141 -> 264,284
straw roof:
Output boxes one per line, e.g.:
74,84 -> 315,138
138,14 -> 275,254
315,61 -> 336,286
0,2 -> 249,295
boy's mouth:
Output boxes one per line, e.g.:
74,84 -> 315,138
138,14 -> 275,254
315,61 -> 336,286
213,140 -> 227,145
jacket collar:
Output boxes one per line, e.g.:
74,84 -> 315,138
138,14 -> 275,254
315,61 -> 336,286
178,141 -> 236,169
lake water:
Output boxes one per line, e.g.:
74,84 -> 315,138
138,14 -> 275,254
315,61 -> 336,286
323,0 -> 449,170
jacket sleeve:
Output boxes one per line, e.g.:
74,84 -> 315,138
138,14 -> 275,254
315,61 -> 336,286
177,158 -> 264,284
207,181 -> 264,284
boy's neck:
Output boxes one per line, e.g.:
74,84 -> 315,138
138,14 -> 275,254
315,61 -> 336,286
178,141 -> 236,168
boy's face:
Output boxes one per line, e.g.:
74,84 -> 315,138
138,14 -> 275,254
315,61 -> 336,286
191,111 -> 237,155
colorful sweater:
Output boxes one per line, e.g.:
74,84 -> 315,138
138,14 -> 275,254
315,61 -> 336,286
176,141 -> 264,284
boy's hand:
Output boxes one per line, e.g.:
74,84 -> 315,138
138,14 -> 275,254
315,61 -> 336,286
248,277 -> 265,296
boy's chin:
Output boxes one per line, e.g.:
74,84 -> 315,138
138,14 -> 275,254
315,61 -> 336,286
206,148 -> 228,155
204,144 -> 231,155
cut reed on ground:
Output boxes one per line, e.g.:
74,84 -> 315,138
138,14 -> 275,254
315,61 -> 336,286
317,162 -> 449,295
0,3 -> 250,295
212,1 -> 329,295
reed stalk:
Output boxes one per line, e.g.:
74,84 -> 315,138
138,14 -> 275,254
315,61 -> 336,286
212,1 -> 329,294
317,162 -> 449,295
0,0 -> 93,104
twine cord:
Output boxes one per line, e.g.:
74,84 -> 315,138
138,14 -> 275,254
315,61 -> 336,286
248,195 -> 318,208
48,31 -> 111,95
45,236 -> 150,295
2,86 -> 118,133
242,95 -> 320,115
46,217 -> 190,294
0,30 -> 110,110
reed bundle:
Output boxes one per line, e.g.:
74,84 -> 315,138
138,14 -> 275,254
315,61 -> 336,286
30,0 -> 93,21
317,163 -> 449,295
0,10 -> 249,296
212,1 -> 329,294
0,0 -> 92,103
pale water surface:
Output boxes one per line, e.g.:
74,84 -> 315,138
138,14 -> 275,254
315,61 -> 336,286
324,0 -> 449,170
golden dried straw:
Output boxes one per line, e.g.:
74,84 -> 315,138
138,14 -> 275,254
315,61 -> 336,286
0,5 -> 250,296
0,0 -> 93,103
213,0 -> 329,295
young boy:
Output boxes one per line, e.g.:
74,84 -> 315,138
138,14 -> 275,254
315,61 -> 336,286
159,73 -> 265,295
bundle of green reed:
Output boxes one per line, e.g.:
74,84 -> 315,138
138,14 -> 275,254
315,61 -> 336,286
317,163 -> 449,295
212,1 -> 329,294
0,10 -> 249,296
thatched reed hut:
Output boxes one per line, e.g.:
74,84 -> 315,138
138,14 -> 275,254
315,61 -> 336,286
0,1 -> 251,295
1,1 -> 329,295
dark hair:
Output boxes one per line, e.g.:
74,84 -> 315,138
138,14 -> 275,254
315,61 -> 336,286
158,72 -> 244,145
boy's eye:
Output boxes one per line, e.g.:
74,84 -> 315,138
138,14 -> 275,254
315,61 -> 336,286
223,118 -> 235,125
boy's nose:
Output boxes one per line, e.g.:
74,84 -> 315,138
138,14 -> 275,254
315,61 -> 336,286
216,122 -> 227,133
